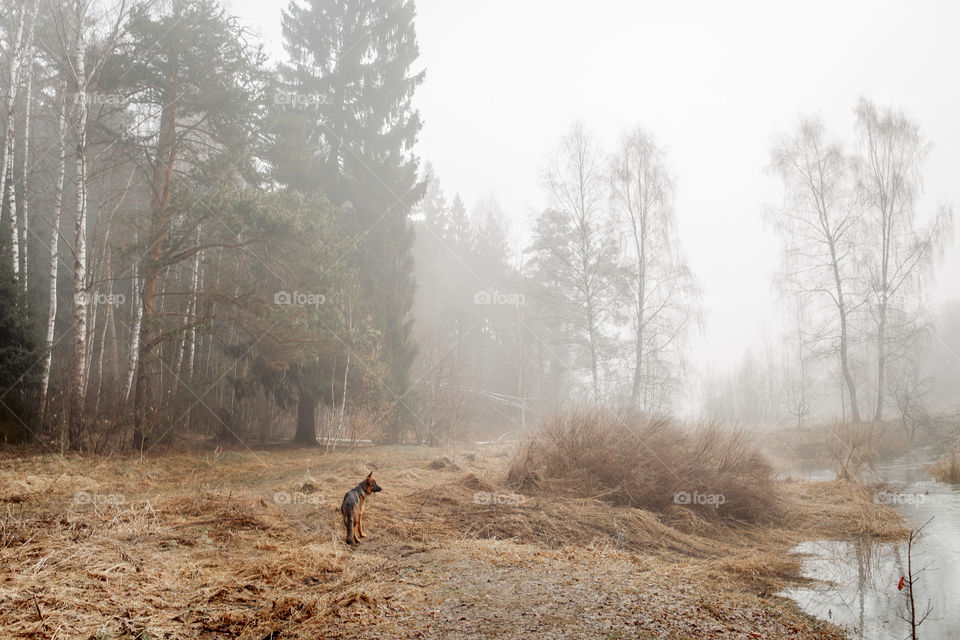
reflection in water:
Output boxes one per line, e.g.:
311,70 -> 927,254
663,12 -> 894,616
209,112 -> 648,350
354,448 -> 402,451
787,539 -> 907,639
782,455 -> 960,640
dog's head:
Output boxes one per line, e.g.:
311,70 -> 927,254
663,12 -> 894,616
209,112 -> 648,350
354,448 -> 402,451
363,472 -> 382,494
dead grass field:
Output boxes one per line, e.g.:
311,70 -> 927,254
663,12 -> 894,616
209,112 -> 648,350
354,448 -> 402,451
0,442 -> 904,639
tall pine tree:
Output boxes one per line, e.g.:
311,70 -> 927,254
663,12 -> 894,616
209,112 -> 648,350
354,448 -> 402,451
276,0 -> 425,440
105,0 -> 268,447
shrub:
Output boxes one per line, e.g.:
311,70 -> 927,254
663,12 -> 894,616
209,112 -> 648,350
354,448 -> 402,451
507,406 -> 777,522
931,448 -> 960,483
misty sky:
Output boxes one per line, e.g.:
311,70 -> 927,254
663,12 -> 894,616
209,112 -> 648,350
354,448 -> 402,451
228,0 -> 960,377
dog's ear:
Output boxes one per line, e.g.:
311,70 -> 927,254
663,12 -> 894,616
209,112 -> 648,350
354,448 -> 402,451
366,472 -> 373,479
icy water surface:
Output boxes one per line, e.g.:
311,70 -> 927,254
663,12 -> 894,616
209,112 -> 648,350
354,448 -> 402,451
782,453 -> 960,640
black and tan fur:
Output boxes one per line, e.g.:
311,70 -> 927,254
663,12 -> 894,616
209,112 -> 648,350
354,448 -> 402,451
340,472 -> 382,544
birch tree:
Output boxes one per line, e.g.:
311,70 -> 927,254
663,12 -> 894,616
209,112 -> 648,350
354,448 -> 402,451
770,118 -> 866,422
0,0 -> 39,282
18,41 -> 34,291
610,128 -> 698,409
54,0 -> 128,444
854,98 -> 954,421
38,81 -> 69,419
528,123 -> 620,400
68,0 -> 90,441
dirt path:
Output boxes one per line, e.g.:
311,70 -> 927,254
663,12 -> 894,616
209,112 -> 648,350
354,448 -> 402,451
322,541 -> 844,640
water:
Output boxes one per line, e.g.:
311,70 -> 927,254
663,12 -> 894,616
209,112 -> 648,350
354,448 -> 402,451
782,452 -> 960,640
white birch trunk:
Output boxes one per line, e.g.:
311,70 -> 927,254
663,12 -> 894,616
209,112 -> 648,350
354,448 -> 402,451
122,263 -> 142,404
0,7 -> 24,277
39,82 -> 69,419
71,27 -> 90,432
18,42 -> 34,291
1,0 -> 38,282
184,246 -> 202,382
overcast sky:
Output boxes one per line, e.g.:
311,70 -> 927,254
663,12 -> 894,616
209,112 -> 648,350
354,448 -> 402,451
228,0 -> 960,377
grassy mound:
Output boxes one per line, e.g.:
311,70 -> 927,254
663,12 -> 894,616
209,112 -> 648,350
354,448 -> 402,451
506,406 -> 778,522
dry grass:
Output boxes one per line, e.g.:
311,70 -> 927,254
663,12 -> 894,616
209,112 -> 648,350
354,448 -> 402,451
0,438 -> 903,639
506,406 -> 778,522
779,479 -> 906,540
761,412 -> 960,477
931,448 -> 960,483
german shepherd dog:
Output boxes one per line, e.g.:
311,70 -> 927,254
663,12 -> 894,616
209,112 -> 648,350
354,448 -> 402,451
341,472 -> 382,544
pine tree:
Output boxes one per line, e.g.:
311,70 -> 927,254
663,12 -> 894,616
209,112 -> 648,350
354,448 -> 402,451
105,0 -> 268,447
276,0 -> 425,440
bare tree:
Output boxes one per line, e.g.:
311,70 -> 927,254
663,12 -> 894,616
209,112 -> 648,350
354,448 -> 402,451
770,118 -> 866,422
610,127 -> 697,410
854,98 -> 954,422
899,517 -> 934,640
529,123 -> 620,400
888,331 -> 935,443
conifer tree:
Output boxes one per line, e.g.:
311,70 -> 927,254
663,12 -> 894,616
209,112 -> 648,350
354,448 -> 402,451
277,0 -> 425,439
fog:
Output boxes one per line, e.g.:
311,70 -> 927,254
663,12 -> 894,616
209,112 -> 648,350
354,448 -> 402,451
4,2 -> 960,638
232,0 -> 960,384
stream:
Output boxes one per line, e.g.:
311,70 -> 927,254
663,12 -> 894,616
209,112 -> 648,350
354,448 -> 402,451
781,450 -> 960,639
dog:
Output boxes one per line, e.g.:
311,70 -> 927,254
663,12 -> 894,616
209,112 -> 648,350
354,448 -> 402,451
340,472 -> 382,545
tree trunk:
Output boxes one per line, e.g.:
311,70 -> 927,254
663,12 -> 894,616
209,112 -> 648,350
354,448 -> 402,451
92,251 -> 115,416
2,0 -> 38,284
838,306 -> 860,422
829,240 -> 861,423
874,299 -> 887,422
630,209 -> 647,405
0,5 -> 24,279
69,31 -> 90,447
39,81 -> 69,421
4,116 -> 18,281
18,41 -> 34,291
171,266 -> 189,380
294,390 -> 319,445
122,262 -> 142,404
133,55 -> 179,449
184,246 -> 201,383
83,274 -> 99,399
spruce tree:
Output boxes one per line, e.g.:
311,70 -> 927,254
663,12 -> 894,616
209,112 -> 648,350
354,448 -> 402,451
276,0 -> 425,439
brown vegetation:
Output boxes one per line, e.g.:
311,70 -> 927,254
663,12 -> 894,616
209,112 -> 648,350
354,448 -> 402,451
507,406 -> 778,522
0,435 -> 903,639
759,412 -> 960,480
931,448 -> 960,483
